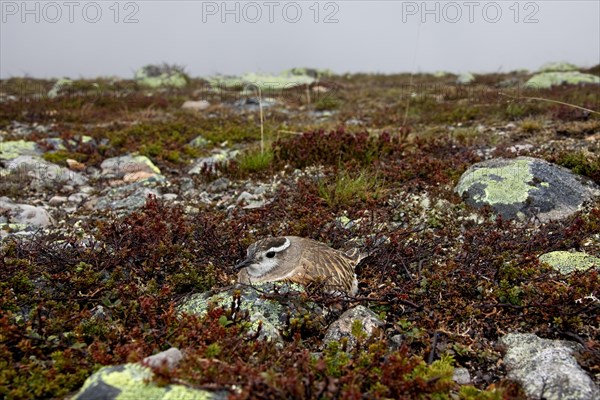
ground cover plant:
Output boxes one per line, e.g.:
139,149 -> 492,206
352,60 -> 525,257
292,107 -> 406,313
0,68 -> 599,398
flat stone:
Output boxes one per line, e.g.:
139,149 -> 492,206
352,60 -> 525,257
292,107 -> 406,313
455,157 -> 600,222
0,197 -> 51,227
143,347 -> 183,371
453,368 -> 471,385
48,196 -> 68,206
322,305 -> 384,351
94,182 -> 163,212
182,100 -> 210,111
5,155 -> 88,187
179,282 -> 327,345
499,333 -> 599,400
101,154 -> 161,179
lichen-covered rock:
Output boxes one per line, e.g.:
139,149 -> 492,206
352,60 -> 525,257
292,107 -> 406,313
499,333 -> 599,400
452,368 -> 471,385
100,154 -> 162,180
456,72 -> 475,85
179,282 -> 328,344
189,149 -> 239,175
538,62 -> 579,72
92,181 -> 163,212
209,72 -> 315,91
182,100 -> 210,111
134,64 -> 188,88
143,347 -> 183,370
188,136 -> 210,148
455,157 -> 600,222
0,140 -> 42,160
539,251 -> 600,274
73,363 -> 223,400
5,155 -> 88,187
0,197 -> 51,227
525,71 -> 600,89
322,305 -> 384,350
47,78 -> 73,98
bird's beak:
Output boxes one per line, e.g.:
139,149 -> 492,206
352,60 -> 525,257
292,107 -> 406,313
234,258 -> 252,271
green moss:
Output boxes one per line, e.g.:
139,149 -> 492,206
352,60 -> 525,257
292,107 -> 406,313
556,151 -> 600,182
459,385 -> 503,399
42,150 -> 86,166
410,354 -> 455,385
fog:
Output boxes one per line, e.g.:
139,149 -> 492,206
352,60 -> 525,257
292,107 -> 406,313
1,1 -> 599,78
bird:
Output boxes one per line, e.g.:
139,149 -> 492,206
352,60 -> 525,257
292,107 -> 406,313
235,236 -> 366,296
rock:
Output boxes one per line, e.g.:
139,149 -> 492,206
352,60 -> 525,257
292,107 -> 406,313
93,183 -> 162,212
47,78 -> 73,98
538,62 -> 579,72
39,138 -> 66,151
123,171 -> 159,183
188,136 -> 210,148
162,193 -> 178,201
0,140 -> 42,160
134,64 -> 188,89
179,282 -> 328,345
207,177 -> 230,192
143,347 -> 183,370
285,67 -> 333,79
0,197 -> 51,229
499,333 -> 599,400
507,144 -> 534,153
233,97 -> 278,111
456,72 -> 475,85
189,149 -> 239,175
210,71 -> 315,91
182,100 -> 210,111
73,363 -> 223,400
179,177 -> 195,193
5,155 -> 88,188
538,251 -> 600,274
68,192 -> 90,204
48,196 -> 68,206
525,72 -> 600,89
455,157 -> 600,222
322,305 -> 384,351
66,159 -> 86,171
453,368 -> 471,385
100,154 -> 161,180
236,191 -> 266,209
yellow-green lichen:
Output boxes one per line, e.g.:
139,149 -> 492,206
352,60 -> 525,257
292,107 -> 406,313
131,155 -> 162,174
73,364 -> 214,400
0,140 -> 40,160
458,159 -> 539,205
539,251 -> 600,275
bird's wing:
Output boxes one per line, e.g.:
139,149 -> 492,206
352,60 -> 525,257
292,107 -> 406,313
299,248 -> 357,294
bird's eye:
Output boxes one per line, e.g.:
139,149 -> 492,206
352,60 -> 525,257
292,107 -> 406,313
265,251 -> 275,258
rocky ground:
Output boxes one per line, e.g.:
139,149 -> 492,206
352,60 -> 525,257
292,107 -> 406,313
1,64 -> 599,399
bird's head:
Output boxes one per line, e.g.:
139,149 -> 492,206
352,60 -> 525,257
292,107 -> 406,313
235,237 -> 291,277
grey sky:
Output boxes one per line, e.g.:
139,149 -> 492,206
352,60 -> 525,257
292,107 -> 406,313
1,1 -> 599,78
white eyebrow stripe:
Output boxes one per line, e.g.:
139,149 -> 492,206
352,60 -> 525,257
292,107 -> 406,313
267,237 -> 291,253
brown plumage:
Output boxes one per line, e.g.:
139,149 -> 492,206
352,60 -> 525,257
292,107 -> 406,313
235,236 -> 365,296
